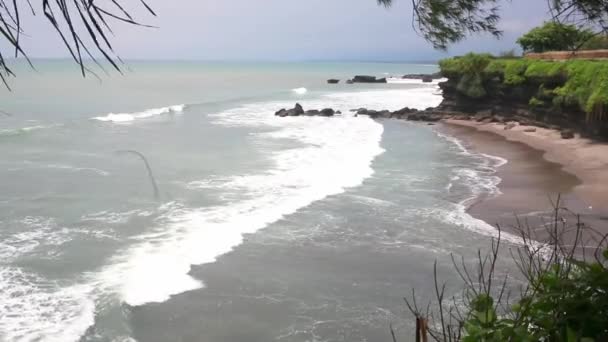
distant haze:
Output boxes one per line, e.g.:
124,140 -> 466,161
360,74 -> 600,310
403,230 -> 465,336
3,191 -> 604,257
4,0 -> 551,61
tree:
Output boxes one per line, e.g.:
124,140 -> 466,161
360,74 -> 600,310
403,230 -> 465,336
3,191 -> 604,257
580,34 -> 608,50
0,0 -> 155,88
377,0 -> 608,50
517,22 -> 594,53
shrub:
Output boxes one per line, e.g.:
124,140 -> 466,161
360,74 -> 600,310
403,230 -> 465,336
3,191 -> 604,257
398,199 -> 608,341
580,35 -> 608,50
503,59 -> 529,85
529,96 -> 545,108
517,22 -> 594,53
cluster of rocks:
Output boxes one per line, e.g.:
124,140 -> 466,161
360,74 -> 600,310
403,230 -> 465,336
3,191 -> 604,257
352,107 -> 441,122
275,102 -> 578,140
274,103 -> 341,117
401,72 -> 443,83
444,109 -> 578,139
327,73 -> 441,84
327,75 -> 388,84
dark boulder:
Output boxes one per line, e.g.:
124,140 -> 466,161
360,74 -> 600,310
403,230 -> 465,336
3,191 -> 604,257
327,79 -> 340,84
523,128 -> 537,133
320,108 -> 335,117
304,109 -> 320,116
392,107 -> 418,116
352,75 -> 387,83
357,108 -> 369,115
407,113 -> 442,122
422,75 -> 433,83
275,108 -> 288,117
561,129 -> 575,139
346,79 -> 354,84
276,103 -> 305,117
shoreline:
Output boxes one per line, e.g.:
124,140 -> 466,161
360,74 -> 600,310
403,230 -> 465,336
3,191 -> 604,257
439,119 -> 608,237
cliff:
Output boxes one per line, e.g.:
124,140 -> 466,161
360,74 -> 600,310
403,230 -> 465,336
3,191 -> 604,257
436,54 -> 608,139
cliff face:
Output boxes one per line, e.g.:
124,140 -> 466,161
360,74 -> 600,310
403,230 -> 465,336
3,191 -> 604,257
437,55 -> 608,139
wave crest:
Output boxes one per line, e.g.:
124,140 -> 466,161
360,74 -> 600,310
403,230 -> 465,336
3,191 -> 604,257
92,104 -> 185,123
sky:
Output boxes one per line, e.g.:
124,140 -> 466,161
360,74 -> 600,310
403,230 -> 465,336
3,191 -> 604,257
8,0 -> 553,62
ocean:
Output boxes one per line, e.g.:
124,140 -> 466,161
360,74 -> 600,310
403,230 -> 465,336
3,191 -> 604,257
0,60 -> 517,341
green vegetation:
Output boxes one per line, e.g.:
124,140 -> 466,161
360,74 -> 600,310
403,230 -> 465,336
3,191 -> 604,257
379,0 -> 608,51
438,53 -> 608,122
517,22 -> 594,53
400,202 -> 608,341
580,35 -> 608,50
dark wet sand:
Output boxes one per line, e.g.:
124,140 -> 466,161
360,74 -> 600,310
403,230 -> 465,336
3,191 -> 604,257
439,123 -> 608,244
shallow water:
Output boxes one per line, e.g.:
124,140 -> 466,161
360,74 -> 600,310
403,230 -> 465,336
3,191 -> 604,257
0,61 -> 517,341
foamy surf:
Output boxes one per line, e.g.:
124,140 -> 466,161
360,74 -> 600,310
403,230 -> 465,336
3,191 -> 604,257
1,82 -> 451,341
92,104 -> 185,123
291,87 -> 308,95
0,267 -> 95,342
94,89 -> 404,306
0,124 -> 62,137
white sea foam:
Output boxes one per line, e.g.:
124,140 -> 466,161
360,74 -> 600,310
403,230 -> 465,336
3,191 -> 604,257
429,131 -> 533,245
8,161 -> 110,176
92,104 -> 185,123
0,267 -> 95,342
0,124 -> 62,137
93,87 -> 429,306
291,87 -> 308,95
1,83 -> 445,340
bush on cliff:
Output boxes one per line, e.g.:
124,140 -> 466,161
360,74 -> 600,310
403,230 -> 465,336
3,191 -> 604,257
399,203 -> 608,341
517,22 -> 594,53
438,53 -> 608,123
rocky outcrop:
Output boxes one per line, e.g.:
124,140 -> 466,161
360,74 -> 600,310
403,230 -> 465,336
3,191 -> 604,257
402,72 -> 442,81
436,71 -> 608,139
350,75 -> 387,83
276,104 -> 338,117
275,103 -> 305,117
327,79 -> 340,84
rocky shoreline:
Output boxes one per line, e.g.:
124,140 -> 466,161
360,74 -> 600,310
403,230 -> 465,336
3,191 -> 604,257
326,72 -> 442,85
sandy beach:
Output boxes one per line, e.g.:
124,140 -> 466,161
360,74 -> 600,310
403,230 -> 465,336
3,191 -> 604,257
440,119 -> 608,238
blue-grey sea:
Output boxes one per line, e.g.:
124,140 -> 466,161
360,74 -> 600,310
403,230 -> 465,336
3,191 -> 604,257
0,61 -> 518,342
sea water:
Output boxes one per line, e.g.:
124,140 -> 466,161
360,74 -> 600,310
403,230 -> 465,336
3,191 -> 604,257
0,60 -> 513,342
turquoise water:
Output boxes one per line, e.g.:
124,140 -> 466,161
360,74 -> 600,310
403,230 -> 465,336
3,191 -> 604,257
0,61 -> 515,342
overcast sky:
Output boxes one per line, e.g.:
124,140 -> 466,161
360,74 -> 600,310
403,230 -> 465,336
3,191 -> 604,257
11,0 -> 552,61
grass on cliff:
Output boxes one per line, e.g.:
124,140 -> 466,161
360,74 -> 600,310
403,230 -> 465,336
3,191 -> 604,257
439,53 -> 608,122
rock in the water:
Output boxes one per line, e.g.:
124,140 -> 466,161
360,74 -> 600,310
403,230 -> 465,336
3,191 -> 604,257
504,122 -> 517,130
561,129 -> 575,139
356,108 -> 369,115
392,107 -> 418,116
320,108 -> 335,117
422,75 -> 433,83
304,109 -> 320,116
294,103 -> 304,115
523,128 -> 537,133
276,103 -> 305,117
275,108 -> 286,117
327,79 -> 339,84
352,75 -> 387,83
346,79 -> 354,84
336,110 -> 342,114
